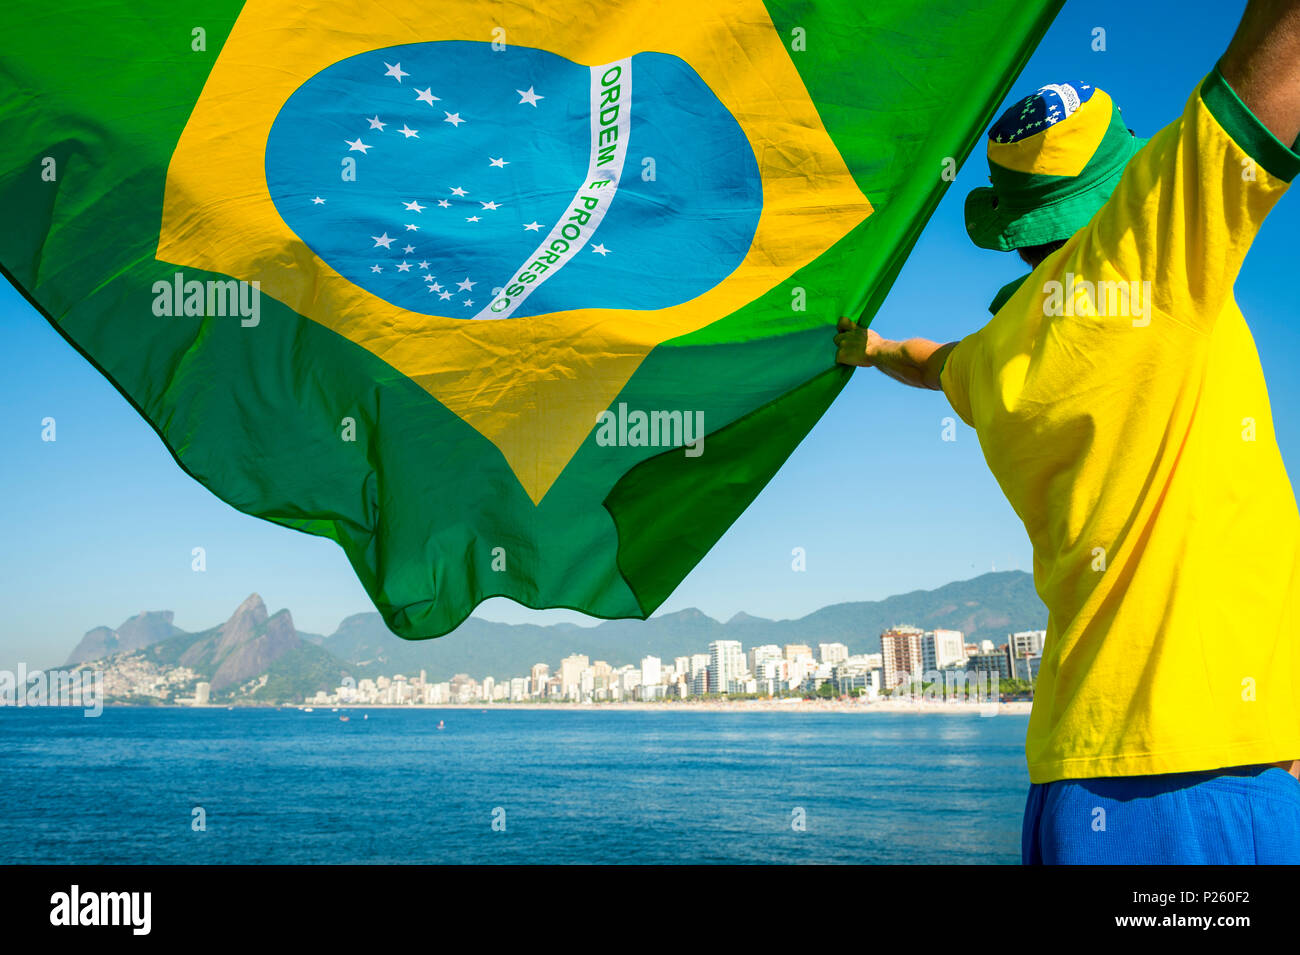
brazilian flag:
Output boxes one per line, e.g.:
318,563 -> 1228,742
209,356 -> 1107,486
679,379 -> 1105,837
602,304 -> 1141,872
0,1 -> 1060,638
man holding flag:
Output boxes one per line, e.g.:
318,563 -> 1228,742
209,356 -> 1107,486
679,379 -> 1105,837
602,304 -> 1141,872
836,0 -> 1300,863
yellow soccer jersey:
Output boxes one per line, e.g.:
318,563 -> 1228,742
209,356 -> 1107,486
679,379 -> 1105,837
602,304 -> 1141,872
941,68 -> 1300,783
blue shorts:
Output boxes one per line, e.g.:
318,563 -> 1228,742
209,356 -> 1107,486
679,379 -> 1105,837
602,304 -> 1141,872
1022,765 -> 1300,864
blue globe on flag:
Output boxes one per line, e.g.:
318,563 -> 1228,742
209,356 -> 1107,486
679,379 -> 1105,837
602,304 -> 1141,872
265,41 -> 763,320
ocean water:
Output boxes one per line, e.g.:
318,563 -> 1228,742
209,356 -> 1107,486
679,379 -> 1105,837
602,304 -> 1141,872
0,706 -> 1031,864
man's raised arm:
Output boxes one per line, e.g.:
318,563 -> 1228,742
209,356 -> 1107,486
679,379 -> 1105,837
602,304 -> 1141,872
833,317 -> 957,391
1219,0 -> 1300,149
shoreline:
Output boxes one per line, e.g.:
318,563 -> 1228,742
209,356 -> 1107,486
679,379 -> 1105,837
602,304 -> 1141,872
120,699 -> 1035,716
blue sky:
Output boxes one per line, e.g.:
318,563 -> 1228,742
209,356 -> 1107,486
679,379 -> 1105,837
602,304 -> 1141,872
2,0 -> 1294,669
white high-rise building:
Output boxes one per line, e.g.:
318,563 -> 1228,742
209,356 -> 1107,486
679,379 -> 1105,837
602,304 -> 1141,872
686,654 -> 712,696
641,655 -> 662,687
749,644 -> 782,674
559,654 -> 589,699
510,677 -> 528,701
756,657 -> 786,695
922,629 -> 967,673
530,663 -> 550,698
618,667 -> 641,697
194,681 -> 210,705
818,643 -> 849,665
708,640 -> 745,695
1011,630 -> 1047,658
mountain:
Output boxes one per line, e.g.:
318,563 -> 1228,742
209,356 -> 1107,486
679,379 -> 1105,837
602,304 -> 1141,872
317,571 -> 1046,682
84,594 -> 356,703
722,571 -> 1047,649
65,610 -> 182,665
141,593 -> 353,693
177,594 -> 302,689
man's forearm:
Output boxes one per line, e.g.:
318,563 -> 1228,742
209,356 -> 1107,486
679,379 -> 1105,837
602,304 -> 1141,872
870,337 -> 958,391
832,318 -> 957,389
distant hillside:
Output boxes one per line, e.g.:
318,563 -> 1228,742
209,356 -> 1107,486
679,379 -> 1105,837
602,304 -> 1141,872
87,594 -> 356,703
248,643 -> 356,702
319,571 -> 1046,683
148,593 -> 307,690
65,610 -> 182,666
322,606 -> 730,683
751,571 -> 1047,648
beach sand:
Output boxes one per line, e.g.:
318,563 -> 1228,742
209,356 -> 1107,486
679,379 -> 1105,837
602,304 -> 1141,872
311,699 -> 1034,716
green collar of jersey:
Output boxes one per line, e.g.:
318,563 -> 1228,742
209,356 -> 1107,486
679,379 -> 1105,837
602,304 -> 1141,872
989,274 -> 1031,315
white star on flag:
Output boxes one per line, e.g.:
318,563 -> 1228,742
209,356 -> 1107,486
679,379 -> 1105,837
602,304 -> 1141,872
443,112 -> 465,127
457,278 -> 476,291
523,221 -> 543,231
396,262 -> 412,272
480,201 -> 501,210
517,86 -> 543,106
405,223 -> 419,231
592,244 -> 611,256
439,290 -> 453,300
449,186 -> 467,197
398,125 -> 419,138
415,88 -> 440,106
465,216 -> 480,222
418,260 -> 430,269
345,138 -> 371,153
366,116 -> 386,130
402,244 -> 415,253
463,299 -> 475,307
384,62 -> 409,83
311,196 -> 325,204
489,157 -> 508,167
372,232 -> 395,248
437,199 -> 451,208
370,264 -> 383,272
403,200 -> 425,212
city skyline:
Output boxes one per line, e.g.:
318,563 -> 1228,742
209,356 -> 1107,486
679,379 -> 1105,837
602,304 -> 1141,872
55,623 -> 1047,707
